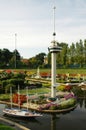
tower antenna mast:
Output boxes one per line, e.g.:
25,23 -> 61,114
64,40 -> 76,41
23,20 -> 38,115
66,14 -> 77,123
53,6 -> 56,41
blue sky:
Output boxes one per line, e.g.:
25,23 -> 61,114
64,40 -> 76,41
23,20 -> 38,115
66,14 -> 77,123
0,0 -> 86,58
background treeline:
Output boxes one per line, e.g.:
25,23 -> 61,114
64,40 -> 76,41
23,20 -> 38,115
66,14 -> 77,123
0,49 -> 21,68
0,39 -> 86,69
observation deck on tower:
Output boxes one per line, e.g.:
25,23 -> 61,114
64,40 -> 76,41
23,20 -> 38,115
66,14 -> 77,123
48,40 -> 62,53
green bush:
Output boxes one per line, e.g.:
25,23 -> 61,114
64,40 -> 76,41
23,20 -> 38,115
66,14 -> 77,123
72,86 -> 84,97
0,94 -> 10,101
43,83 -> 50,88
57,85 -> 66,91
59,98 -> 76,109
5,84 -> 15,93
49,105 -> 57,110
39,95 -> 45,100
9,78 -> 25,88
13,72 -> 26,79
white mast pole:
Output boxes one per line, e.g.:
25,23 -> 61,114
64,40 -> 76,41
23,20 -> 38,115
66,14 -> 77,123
18,85 -> 20,110
10,87 -> 12,109
15,33 -> 17,69
26,86 -> 28,111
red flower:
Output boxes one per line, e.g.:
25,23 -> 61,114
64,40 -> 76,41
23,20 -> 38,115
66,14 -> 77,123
12,93 -> 26,105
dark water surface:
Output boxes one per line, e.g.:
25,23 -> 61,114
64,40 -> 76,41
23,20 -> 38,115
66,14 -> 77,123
0,99 -> 86,130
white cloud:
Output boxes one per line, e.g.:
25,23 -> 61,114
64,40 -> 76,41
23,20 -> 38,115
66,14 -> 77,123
0,0 -> 86,58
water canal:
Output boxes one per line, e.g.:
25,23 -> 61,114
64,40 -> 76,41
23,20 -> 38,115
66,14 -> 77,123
0,98 -> 86,130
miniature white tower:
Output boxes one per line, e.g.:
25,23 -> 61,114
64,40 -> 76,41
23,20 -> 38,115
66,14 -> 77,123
48,7 -> 62,98
35,67 -> 41,79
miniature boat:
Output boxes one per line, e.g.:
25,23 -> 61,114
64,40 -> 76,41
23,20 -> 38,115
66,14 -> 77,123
3,86 -> 42,118
3,108 -> 41,118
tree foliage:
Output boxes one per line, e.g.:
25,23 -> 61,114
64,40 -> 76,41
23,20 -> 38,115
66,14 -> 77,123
0,39 -> 86,69
0,48 -> 21,68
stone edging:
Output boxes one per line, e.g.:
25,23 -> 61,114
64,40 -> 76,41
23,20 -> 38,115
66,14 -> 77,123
23,103 -> 78,114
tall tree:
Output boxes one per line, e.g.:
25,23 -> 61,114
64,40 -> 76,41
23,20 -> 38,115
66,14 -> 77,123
69,43 -> 76,65
9,49 -> 21,68
84,39 -> 86,66
76,40 -> 84,67
0,48 -> 12,68
59,43 -> 68,68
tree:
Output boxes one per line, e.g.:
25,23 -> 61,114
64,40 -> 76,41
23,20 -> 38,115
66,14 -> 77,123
83,39 -> 86,67
76,40 -> 84,67
69,43 -> 76,66
0,48 -> 12,68
35,52 -> 46,67
59,43 -> 68,68
29,52 -> 46,68
9,49 -> 21,68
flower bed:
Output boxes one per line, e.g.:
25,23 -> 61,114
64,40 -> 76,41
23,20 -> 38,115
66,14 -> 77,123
38,93 -> 77,111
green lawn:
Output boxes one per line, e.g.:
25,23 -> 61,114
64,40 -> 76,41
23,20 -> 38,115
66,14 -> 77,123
38,68 -> 86,74
0,94 -> 10,101
20,87 -> 50,95
0,87 -> 50,101
0,124 -> 15,130
5,68 -> 86,74
56,68 -> 86,74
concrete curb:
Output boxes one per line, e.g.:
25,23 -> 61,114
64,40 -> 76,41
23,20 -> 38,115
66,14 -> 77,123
0,117 -> 31,130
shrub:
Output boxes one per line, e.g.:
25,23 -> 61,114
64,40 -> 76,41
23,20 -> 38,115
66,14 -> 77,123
64,85 -> 72,91
49,104 -> 57,110
58,98 -> 76,109
13,72 -> 26,79
39,95 -> 45,100
57,85 -> 66,91
43,83 -> 50,88
72,86 -> 84,97
5,84 -> 15,94
9,78 -> 25,88
0,94 -> 10,101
